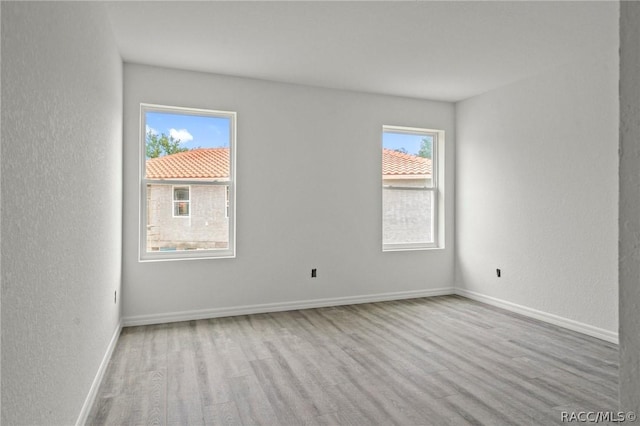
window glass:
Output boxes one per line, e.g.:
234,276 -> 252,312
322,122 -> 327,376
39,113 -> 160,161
382,126 -> 439,250
141,104 -> 236,260
172,186 -> 190,217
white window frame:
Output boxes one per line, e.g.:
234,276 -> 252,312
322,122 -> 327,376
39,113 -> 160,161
172,185 -> 190,218
382,125 -> 443,251
139,103 -> 237,261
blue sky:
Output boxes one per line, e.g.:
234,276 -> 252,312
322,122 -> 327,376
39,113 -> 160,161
146,112 -> 230,148
383,132 -> 432,156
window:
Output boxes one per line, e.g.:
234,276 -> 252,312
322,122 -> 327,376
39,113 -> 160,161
172,186 -> 190,217
140,104 -> 236,260
382,125 -> 442,251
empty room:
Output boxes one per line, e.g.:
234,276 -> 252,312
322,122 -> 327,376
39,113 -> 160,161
2,1 -> 639,425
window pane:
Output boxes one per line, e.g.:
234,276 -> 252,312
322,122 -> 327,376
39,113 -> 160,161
174,201 -> 189,216
382,132 -> 432,187
383,188 -> 433,244
145,111 -> 231,167
148,183 -> 229,252
173,187 -> 189,201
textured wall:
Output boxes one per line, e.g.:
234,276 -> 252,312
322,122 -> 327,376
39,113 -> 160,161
1,3 -> 122,424
123,64 -> 454,320
619,0 -> 640,413
455,10 -> 619,335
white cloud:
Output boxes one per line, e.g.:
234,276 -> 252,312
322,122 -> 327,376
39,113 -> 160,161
146,125 -> 158,136
170,128 -> 194,143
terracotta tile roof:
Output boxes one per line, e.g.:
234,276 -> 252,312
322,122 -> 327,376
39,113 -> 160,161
146,148 -> 430,179
382,148 -> 431,177
146,148 -> 229,179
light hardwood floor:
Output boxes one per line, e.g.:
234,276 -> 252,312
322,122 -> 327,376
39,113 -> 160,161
87,296 -> 619,425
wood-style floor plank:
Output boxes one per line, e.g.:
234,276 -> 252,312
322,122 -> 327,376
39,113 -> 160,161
166,322 -> 206,425
86,295 -> 618,425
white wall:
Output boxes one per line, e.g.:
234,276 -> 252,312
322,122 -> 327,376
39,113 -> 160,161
122,64 -> 454,322
619,0 -> 640,413
1,3 -> 122,424
455,21 -> 619,337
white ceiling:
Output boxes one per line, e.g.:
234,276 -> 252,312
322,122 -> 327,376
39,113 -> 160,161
105,1 -> 618,102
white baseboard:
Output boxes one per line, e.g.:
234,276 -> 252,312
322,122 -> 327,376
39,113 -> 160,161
122,285 -> 617,341
76,321 -> 122,426
455,288 -> 618,344
122,287 -> 456,327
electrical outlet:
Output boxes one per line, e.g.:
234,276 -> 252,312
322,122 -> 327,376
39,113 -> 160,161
496,269 -> 501,278
114,290 -> 117,304
311,268 -> 317,278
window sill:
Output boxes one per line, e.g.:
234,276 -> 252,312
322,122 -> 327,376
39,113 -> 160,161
383,245 -> 444,252
139,251 -> 235,262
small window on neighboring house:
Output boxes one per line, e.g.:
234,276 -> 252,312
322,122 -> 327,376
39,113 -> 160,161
382,125 -> 444,251
173,186 -> 190,217
140,104 -> 236,261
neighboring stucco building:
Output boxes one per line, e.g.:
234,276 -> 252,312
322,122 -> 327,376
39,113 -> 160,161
382,148 -> 433,244
146,148 -> 230,251
146,147 -> 431,250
